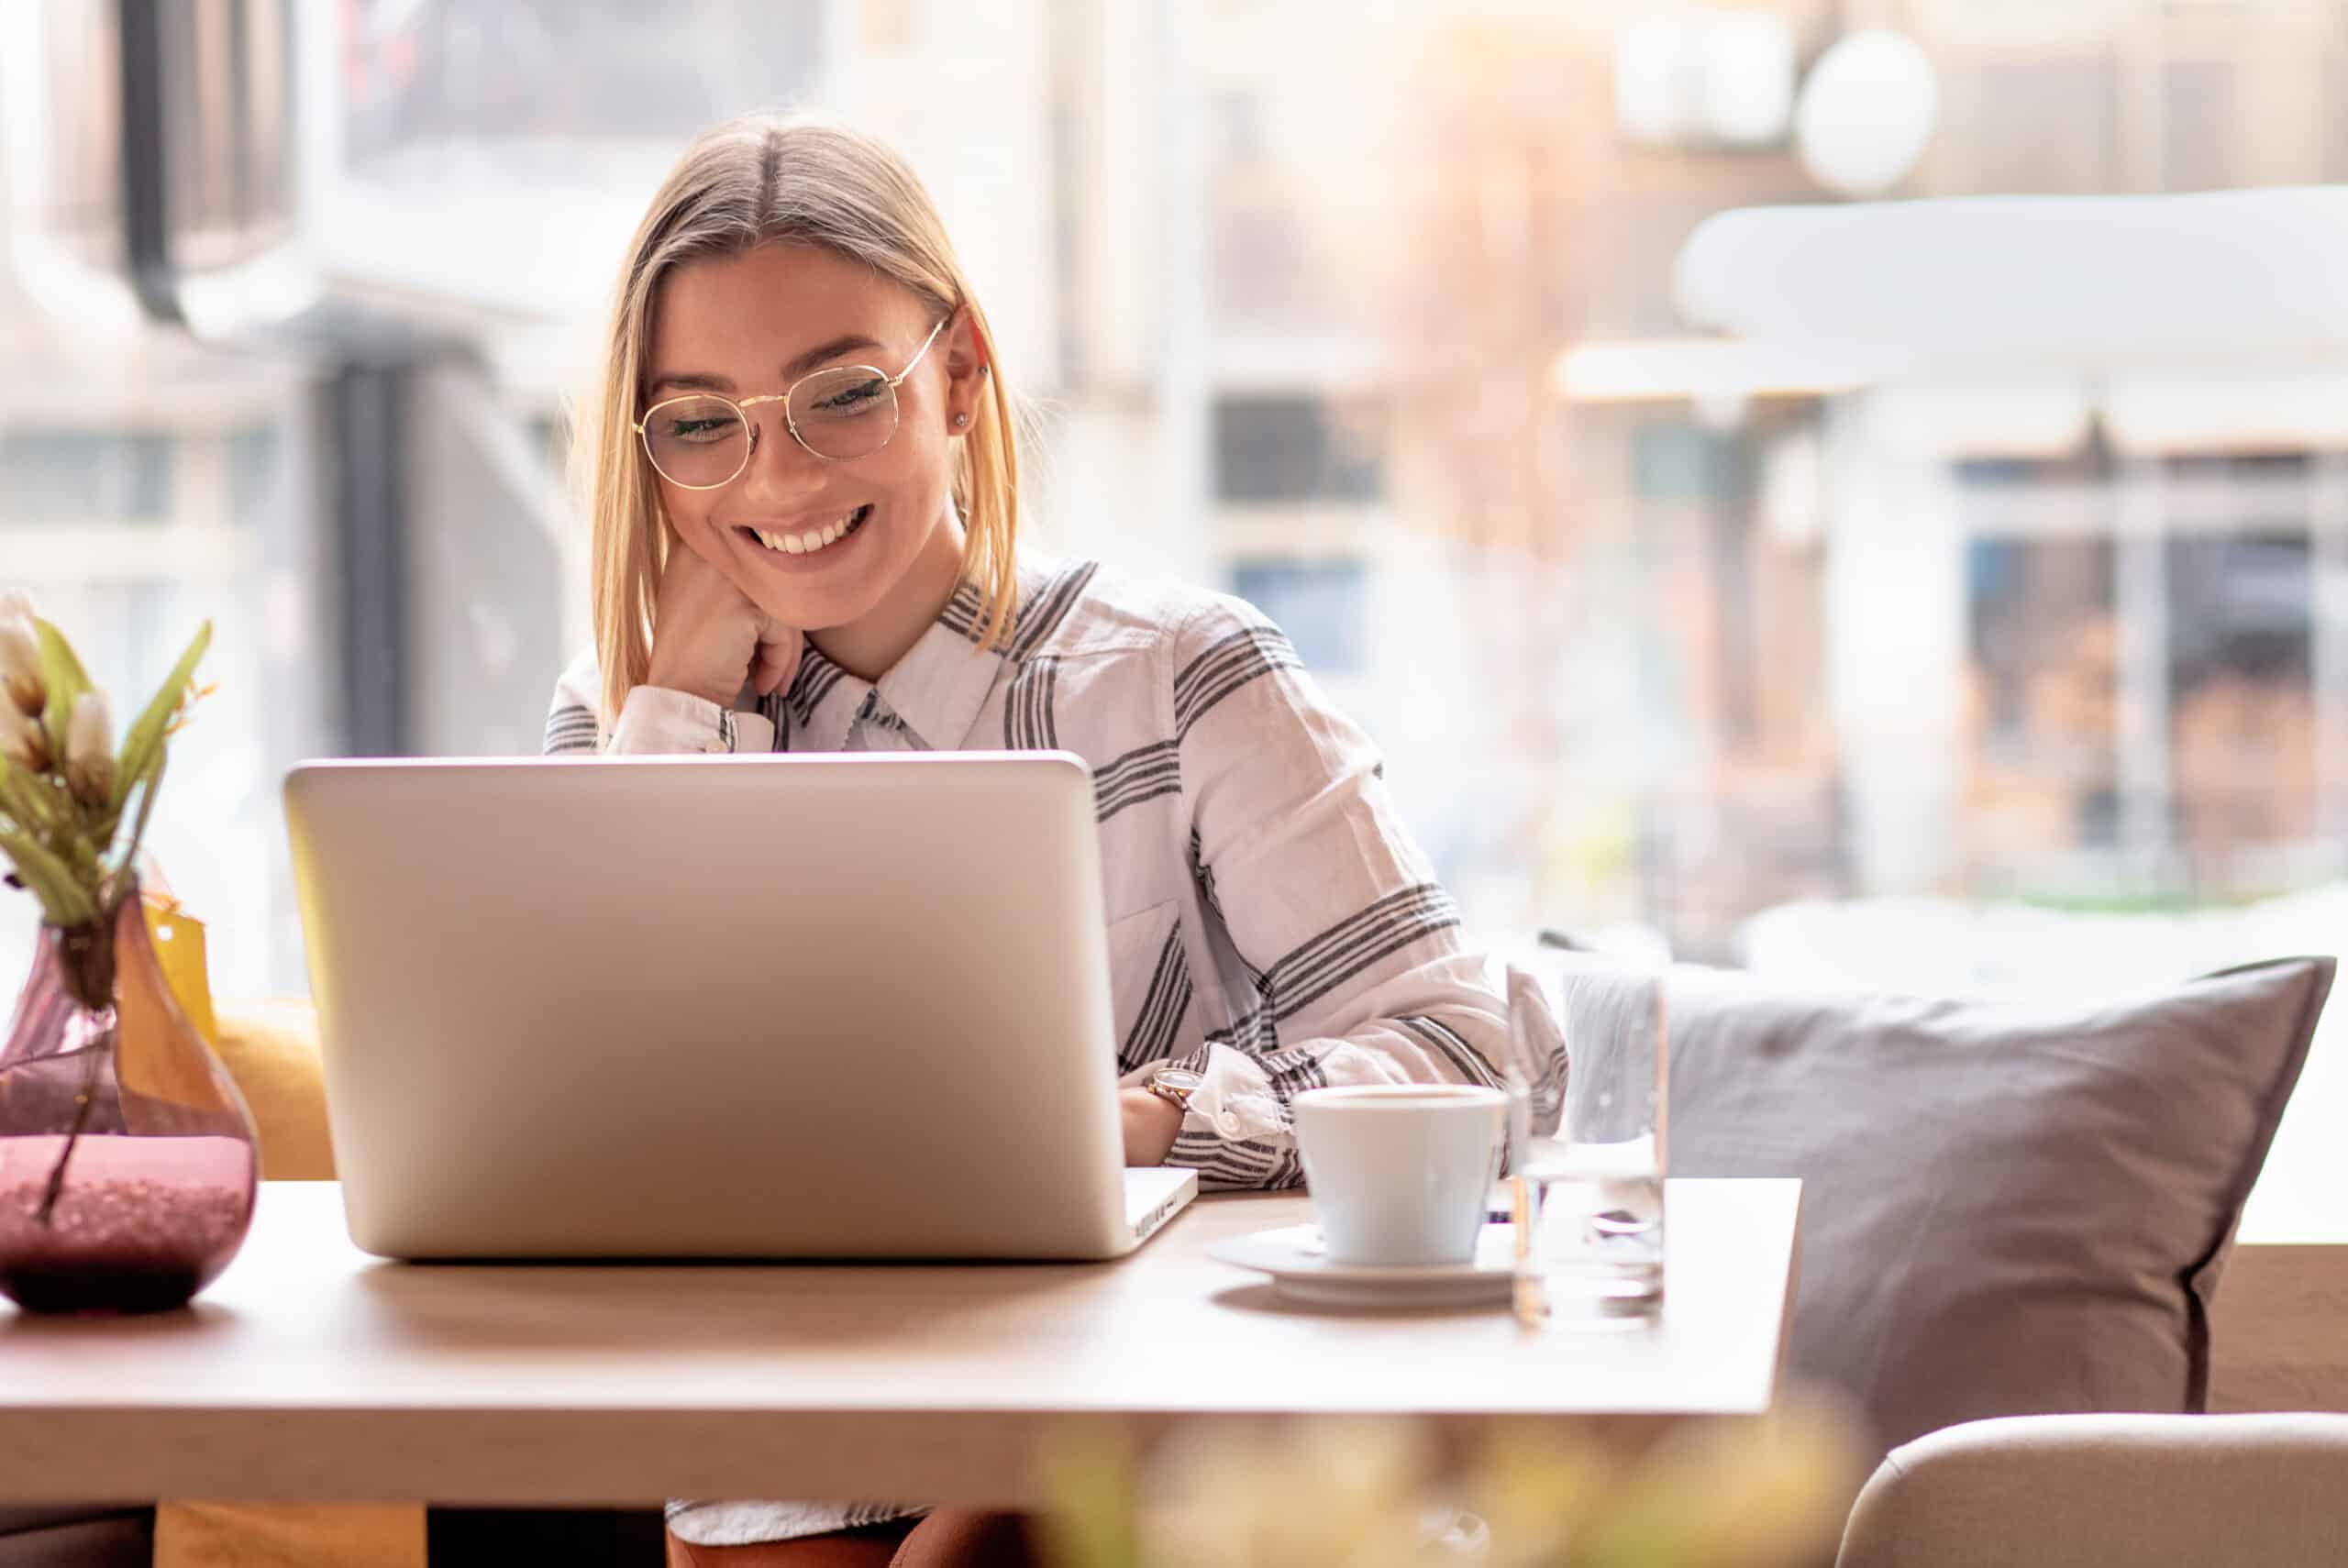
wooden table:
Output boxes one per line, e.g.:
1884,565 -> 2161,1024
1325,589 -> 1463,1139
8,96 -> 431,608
2212,1195 -> 2348,1416
0,1178 -> 1800,1508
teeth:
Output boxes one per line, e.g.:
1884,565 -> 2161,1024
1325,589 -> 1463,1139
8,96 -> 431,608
750,509 -> 863,556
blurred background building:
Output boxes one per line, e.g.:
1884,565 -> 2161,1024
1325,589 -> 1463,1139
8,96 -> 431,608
4,0 -> 2347,999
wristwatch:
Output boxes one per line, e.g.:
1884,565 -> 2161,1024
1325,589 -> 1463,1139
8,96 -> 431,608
1144,1063 -> 1205,1115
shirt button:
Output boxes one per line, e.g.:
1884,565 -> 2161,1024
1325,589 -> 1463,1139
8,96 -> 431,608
1216,1111 -> 1241,1136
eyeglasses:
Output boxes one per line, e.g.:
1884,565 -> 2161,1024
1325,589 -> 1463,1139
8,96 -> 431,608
635,315 -> 949,490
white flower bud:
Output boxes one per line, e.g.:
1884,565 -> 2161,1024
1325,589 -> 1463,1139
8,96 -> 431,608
0,701 -> 50,774
0,613 -> 42,718
64,690 -> 114,805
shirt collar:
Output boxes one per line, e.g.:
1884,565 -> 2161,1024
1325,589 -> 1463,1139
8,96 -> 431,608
777,642 -> 862,752
781,577 -> 1009,751
874,613 -> 1004,749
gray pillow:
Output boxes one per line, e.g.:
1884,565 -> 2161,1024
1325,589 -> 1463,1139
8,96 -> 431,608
1531,953 -> 2333,1463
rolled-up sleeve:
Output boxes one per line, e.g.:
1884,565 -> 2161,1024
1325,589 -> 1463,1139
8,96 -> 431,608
541,651 -> 774,756
1162,597 -> 1506,1189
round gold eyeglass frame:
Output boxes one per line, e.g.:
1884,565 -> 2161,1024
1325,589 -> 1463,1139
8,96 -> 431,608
634,315 -> 949,491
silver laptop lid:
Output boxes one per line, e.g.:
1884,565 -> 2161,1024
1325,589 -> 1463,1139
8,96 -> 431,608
284,752 -> 1145,1260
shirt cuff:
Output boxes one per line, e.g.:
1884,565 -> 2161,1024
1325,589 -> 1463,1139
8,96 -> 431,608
1184,1041 -> 1292,1144
608,686 -> 775,756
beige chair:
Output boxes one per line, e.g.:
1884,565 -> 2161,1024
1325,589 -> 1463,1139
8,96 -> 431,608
1836,1412 -> 2348,1568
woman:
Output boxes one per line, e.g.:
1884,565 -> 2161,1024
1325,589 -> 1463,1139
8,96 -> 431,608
544,111 -> 1507,1568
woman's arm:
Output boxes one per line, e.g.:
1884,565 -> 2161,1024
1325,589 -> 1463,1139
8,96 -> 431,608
1119,1087 -> 1184,1166
542,546 -> 801,756
542,651 -> 777,756
1161,596 -> 1507,1191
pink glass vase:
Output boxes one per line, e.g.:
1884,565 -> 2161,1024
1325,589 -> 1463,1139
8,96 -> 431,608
0,882 -> 259,1313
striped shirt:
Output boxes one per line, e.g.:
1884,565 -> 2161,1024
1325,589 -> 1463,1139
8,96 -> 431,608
543,555 -> 1506,1545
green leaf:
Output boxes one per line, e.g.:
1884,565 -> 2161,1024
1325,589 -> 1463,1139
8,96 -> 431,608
110,620 -> 210,814
0,756 -> 54,833
111,754 -> 166,888
31,618 -> 91,755
0,823 -> 96,926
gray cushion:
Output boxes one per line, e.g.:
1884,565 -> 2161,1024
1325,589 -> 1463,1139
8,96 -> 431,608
1534,953 -> 2333,1462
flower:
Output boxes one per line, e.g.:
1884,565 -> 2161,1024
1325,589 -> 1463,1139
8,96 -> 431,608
64,690 -> 113,806
0,600 -> 42,718
0,614 -> 209,933
0,701 -> 49,773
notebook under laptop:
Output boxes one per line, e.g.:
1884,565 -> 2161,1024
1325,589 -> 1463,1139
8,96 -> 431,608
282,751 -> 1198,1261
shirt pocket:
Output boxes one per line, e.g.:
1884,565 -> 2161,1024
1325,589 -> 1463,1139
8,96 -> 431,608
1104,898 -> 1184,1072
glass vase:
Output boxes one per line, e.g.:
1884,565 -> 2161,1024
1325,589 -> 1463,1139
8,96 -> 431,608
0,881 -> 259,1313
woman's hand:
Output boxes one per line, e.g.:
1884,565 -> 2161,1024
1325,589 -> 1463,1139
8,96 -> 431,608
646,542 -> 803,707
1119,1087 -> 1184,1167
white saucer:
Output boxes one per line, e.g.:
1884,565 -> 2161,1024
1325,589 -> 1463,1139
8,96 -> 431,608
1208,1222 -> 1515,1309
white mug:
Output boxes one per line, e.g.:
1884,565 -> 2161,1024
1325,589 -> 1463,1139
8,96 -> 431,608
1292,1084 -> 1507,1266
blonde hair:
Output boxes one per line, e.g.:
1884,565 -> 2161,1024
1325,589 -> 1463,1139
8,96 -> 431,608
577,112 -> 1021,728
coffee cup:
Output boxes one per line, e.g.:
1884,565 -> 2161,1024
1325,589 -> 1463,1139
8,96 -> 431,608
1291,1084 -> 1507,1266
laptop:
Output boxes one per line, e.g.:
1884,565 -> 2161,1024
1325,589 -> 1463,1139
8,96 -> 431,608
282,752 -> 1197,1261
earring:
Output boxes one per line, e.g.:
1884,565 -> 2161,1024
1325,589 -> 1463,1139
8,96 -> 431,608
955,413 -> 971,429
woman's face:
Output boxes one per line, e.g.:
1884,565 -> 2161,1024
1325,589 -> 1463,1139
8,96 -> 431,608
643,242 -> 980,635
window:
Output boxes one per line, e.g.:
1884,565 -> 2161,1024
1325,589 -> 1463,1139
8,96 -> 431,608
1213,396 -> 1382,504
0,430 -> 174,523
1964,537 -> 2121,856
227,427 -> 282,521
1632,423 -> 1733,502
1231,558 -> 1368,677
2167,531 -> 2315,857
339,0 -> 826,155
9,0 -> 2348,1003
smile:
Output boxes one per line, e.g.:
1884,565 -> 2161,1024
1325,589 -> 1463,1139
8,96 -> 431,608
742,504 -> 871,556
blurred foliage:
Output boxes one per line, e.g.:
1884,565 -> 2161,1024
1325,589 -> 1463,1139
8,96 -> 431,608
1038,1395 -> 1866,1568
